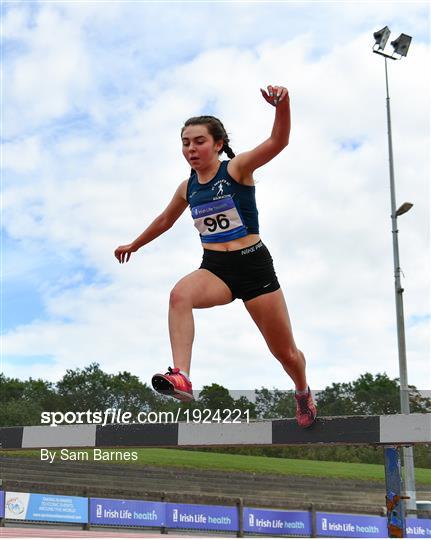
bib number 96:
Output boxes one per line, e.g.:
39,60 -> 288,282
203,213 -> 230,232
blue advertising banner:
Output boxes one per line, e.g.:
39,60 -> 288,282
244,507 -> 311,536
0,491 -> 4,519
406,518 -> 431,538
317,512 -> 387,538
166,502 -> 238,531
90,497 -> 165,527
5,491 -> 87,523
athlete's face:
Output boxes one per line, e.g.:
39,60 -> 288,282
181,125 -> 223,169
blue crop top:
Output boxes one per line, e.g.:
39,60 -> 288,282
186,160 -> 259,243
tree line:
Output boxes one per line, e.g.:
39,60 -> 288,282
1,364 -> 430,466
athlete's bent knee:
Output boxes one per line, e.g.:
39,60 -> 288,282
274,347 -> 301,367
169,286 -> 192,309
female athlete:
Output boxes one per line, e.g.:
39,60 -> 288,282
114,85 -> 317,427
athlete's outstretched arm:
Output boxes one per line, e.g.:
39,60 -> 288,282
114,180 -> 188,263
231,84 -> 291,177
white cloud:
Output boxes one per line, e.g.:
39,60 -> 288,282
4,5 -> 93,136
2,2 -> 430,393
3,136 -> 42,173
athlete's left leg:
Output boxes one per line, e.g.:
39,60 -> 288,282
244,288 -> 308,391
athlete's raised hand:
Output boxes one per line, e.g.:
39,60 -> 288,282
114,243 -> 137,264
260,85 -> 289,107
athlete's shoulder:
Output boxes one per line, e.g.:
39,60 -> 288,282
226,157 -> 255,186
177,179 -> 189,201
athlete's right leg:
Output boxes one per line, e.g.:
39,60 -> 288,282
168,268 -> 233,375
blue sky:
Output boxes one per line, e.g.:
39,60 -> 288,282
2,1 -> 430,391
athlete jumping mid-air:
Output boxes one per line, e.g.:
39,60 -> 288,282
114,85 -> 317,428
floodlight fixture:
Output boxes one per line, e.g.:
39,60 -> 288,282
395,202 -> 413,217
371,25 -> 416,515
373,26 -> 391,51
391,33 -> 412,57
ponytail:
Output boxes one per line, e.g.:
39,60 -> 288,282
222,142 -> 235,159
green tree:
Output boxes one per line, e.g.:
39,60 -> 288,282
233,395 -> 257,420
198,383 -> 236,411
56,363 -> 112,411
0,401 -> 42,426
56,363 -> 160,415
0,374 -> 26,402
0,374 -> 59,426
313,382 -> 356,416
255,387 -> 296,419
22,378 -> 61,410
316,372 -> 431,416
109,370 -> 161,415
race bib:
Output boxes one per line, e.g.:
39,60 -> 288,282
191,197 -> 245,239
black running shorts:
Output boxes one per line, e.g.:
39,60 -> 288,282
200,240 -> 280,302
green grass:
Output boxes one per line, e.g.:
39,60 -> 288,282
3,447 -> 431,484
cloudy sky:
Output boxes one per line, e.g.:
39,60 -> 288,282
2,1 -> 430,395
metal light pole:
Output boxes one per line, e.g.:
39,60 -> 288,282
372,27 -> 416,515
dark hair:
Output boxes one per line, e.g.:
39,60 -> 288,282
181,115 -> 235,158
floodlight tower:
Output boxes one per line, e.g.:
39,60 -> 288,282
372,27 -> 416,514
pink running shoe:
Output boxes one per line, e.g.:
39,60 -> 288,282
295,388 -> 317,428
151,367 -> 194,402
